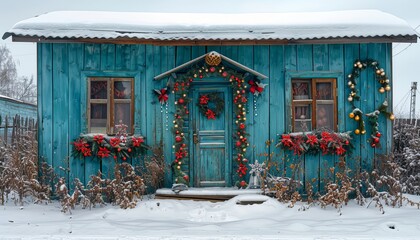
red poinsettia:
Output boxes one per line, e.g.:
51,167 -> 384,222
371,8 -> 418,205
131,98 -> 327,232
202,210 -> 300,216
281,134 -> 294,147
205,109 -> 216,119
291,136 -> 304,156
237,163 -> 248,177
73,139 -> 91,157
175,149 -> 185,159
97,146 -> 111,158
132,137 -> 144,147
335,146 -> 346,156
94,135 -> 104,144
306,134 -> 318,146
110,137 -> 121,147
199,95 -> 210,105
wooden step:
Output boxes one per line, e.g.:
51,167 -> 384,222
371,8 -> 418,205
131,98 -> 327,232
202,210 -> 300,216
155,187 -> 263,202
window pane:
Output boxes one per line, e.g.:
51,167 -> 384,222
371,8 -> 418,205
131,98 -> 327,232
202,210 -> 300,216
90,103 -> 107,133
316,104 -> 334,130
292,80 -> 311,100
294,104 -> 312,132
316,82 -> 332,100
114,81 -> 132,99
114,103 -> 132,133
91,81 -> 108,99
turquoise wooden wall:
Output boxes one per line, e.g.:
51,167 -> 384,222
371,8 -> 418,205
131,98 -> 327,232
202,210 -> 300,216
37,43 -> 393,192
0,96 -> 37,120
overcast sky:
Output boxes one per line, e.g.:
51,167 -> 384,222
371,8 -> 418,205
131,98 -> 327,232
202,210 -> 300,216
1,0 -> 419,117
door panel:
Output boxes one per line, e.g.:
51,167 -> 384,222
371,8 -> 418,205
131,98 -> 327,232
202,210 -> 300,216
191,85 -> 231,187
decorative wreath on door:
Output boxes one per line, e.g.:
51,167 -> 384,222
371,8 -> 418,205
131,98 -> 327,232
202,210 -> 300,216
197,93 -> 225,119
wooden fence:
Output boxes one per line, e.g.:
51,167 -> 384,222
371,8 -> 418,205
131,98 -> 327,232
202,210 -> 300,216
0,114 -> 37,145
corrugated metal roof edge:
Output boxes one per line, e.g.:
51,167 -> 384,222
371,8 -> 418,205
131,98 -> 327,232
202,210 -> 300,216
6,33 -> 418,44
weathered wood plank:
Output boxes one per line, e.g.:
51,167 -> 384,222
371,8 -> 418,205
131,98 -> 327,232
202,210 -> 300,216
52,43 -> 70,182
343,44 -> 361,178
84,44 -> 101,70
68,43 -> 85,186
269,45 -> 285,177
116,44 -> 132,70
100,44 -> 116,70
253,46 -> 270,164
313,44 -> 329,71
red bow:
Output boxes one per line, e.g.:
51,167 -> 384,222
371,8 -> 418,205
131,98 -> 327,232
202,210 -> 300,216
248,80 -> 264,95
154,88 -> 169,104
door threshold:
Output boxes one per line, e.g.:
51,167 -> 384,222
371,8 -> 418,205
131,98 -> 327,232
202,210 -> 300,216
155,187 -> 262,201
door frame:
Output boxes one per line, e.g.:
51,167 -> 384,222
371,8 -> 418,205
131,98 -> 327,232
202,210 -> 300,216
189,79 -> 232,187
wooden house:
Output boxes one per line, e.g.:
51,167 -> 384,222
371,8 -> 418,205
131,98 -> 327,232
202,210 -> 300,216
3,10 -> 417,192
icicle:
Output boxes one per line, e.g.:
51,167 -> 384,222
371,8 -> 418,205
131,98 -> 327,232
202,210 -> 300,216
254,97 -> 258,116
165,102 -> 169,131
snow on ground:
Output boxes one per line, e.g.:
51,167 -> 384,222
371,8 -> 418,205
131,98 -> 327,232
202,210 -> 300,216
1,195 -> 420,240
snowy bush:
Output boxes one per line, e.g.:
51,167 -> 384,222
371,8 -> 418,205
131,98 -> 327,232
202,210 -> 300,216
0,132 -> 50,205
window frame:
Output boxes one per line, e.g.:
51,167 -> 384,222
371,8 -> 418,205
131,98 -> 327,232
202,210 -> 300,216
87,77 -> 135,135
291,78 -> 337,132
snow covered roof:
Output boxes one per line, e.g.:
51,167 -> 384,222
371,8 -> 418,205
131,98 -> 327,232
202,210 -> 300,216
3,10 -> 418,44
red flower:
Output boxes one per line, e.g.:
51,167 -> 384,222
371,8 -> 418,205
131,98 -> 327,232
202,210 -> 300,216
335,146 -> 346,156
320,142 -> 329,155
281,134 -> 294,147
199,95 -> 210,105
291,137 -> 304,156
110,138 -> 121,147
306,134 -> 318,146
237,163 -> 248,176
157,88 -> 169,104
321,131 -> 333,142
82,147 -> 92,157
132,137 -> 144,147
248,80 -> 264,94
73,139 -> 89,151
205,109 -> 216,119
97,147 -> 111,158
94,135 -> 104,144
175,150 -> 184,159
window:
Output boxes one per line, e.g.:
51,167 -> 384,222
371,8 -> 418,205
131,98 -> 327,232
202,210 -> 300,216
88,77 -> 134,135
292,78 -> 337,132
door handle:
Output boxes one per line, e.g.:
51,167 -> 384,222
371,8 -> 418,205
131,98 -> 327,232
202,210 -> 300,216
193,132 -> 199,144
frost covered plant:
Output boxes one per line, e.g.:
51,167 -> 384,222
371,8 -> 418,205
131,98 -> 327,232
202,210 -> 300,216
139,142 -> 166,191
0,132 -> 50,205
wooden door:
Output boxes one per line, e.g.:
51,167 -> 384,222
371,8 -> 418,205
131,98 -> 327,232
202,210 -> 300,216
191,84 -> 231,187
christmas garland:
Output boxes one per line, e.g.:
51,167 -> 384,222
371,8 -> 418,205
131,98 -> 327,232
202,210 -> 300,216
170,60 -> 266,188
277,131 -> 352,156
72,134 -> 147,160
346,59 -> 395,148
197,93 -> 225,120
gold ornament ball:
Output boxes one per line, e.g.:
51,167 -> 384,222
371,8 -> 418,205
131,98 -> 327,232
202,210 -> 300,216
361,130 -> 366,135
381,72 -> 385,76
348,81 -> 352,86
376,69 -> 381,75
389,114 -> 395,120
385,85 -> 391,91
349,112 -> 355,118
178,161 -> 182,165
385,79 -> 390,83
379,87 -> 385,93
350,84 -> 355,89
355,129 -> 360,135
354,63 -> 358,67
348,75 -> 352,79
354,115 -> 360,121
177,166 -> 181,170
243,148 -> 247,152
243,117 -> 247,121
348,96 -> 353,102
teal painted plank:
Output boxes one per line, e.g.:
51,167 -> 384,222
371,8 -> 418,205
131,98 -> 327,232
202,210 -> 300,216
253,46 -> 270,164
101,157 -> 115,179
191,46 -> 206,58
130,45 -> 146,134
52,43 -> 70,182
284,45 -> 304,191
206,46 -> 221,53
68,43 -> 85,186
344,44 -> 361,178
313,44 -> 329,71
154,46 -> 163,143
269,46 -> 285,177
219,46 -> 238,60
384,43 -> 393,156
84,44 -> 101,70
100,44 -> 116,71
145,45 -> 155,145
370,43 -> 388,167
116,44 -> 132,70
297,45 -> 313,71
163,46 -> 176,187
360,44 -> 374,172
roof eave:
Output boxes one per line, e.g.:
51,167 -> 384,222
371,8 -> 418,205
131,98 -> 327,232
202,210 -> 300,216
10,35 -> 418,45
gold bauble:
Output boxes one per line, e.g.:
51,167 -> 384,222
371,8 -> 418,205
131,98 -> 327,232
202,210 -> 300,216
361,130 -> 366,135
354,115 -> 360,121
379,87 -> 385,93
389,114 -> 395,120
349,112 -> 355,118
385,85 -> 391,91
355,129 -> 360,135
